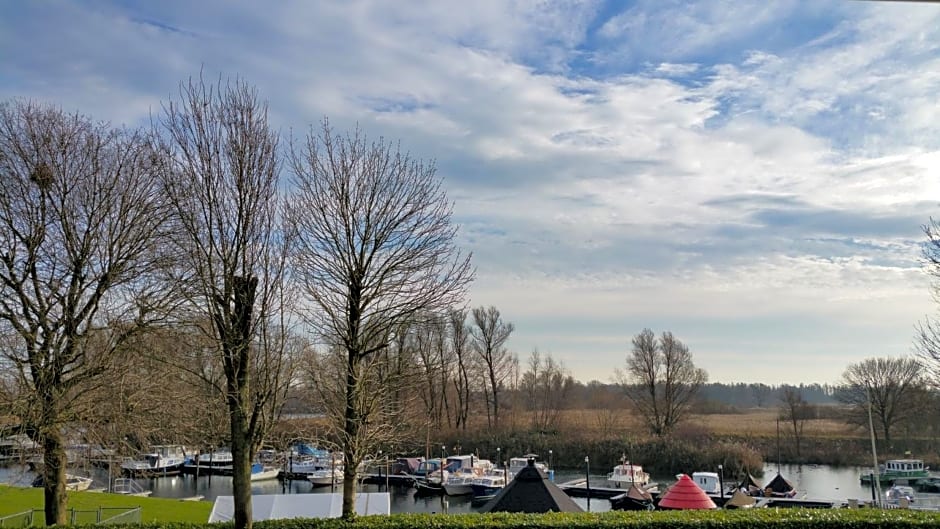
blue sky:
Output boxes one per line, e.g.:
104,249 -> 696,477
3,1 -> 940,385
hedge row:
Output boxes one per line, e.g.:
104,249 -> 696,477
102,508 -> 940,529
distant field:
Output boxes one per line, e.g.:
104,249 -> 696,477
686,409 -> 860,438
479,407 -> 863,440
0,485 -> 212,524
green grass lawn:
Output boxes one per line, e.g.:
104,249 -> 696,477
0,485 -> 212,524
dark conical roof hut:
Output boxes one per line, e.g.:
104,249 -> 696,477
764,473 -> 796,497
481,459 -> 582,513
736,473 -> 762,491
657,474 -> 717,510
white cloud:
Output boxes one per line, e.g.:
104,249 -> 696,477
1,0 -> 939,384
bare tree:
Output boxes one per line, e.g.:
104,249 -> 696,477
752,383 -> 773,408
469,306 -> 515,429
448,308 -> 472,430
156,76 -> 294,529
0,100 -> 170,525
618,329 -> 707,437
520,350 -> 574,433
287,120 -> 473,518
778,386 -> 815,458
836,357 -> 926,445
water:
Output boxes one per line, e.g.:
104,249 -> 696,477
3,463 -> 938,513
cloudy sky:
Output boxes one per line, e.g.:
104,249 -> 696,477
3,1 -> 939,385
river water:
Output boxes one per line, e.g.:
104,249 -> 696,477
3,463 -> 938,514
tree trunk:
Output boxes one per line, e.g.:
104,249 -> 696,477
41,429 -> 67,526
230,409 -> 253,529
342,352 -> 361,518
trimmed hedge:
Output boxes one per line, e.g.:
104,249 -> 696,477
98,509 -> 940,529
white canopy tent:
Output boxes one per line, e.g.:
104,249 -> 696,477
209,493 -> 390,522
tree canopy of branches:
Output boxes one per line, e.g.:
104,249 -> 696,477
835,357 -> 926,445
448,308 -> 472,430
619,329 -> 707,438
0,100 -> 170,525
469,305 -> 516,430
287,121 -> 473,518
157,76 -> 294,529
520,350 -> 574,433
778,386 -> 815,458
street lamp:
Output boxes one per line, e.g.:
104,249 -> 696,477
549,449 -> 553,470
718,464 -> 724,499
584,455 -> 591,511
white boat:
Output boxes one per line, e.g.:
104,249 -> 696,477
508,455 -> 548,478
470,468 -> 507,499
307,467 -> 343,487
442,456 -> 494,496
250,463 -> 280,482
121,445 -> 189,476
606,461 -> 650,488
31,474 -> 93,491
691,471 -> 721,495
885,484 -> 915,505
196,448 -> 233,467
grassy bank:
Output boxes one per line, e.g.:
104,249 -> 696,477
0,485 -> 212,524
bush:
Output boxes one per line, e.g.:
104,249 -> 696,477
101,509 -> 940,529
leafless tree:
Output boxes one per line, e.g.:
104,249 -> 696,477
917,217 -> 940,390
156,76 -> 294,529
520,350 -> 574,432
469,305 -> 515,429
778,385 -> 815,458
287,120 -> 473,518
0,100 -> 171,525
752,383 -> 773,408
618,329 -> 707,438
448,308 -> 472,430
836,357 -> 926,445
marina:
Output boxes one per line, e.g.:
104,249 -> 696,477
6,462 -> 940,514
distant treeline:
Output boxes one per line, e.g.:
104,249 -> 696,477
697,382 -> 838,408
283,380 -> 838,416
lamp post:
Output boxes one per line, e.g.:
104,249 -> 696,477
496,447 -> 501,472
585,455 -> 591,512
718,464 -> 724,499
549,449 -> 553,470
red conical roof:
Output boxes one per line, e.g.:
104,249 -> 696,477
658,474 -> 717,510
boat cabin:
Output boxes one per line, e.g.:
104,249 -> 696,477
883,459 -> 926,474
691,471 -> 721,495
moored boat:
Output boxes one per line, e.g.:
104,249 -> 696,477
691,471 -> 721,495
195,448 -> 233,467
860,459 -> 930,484
307,467 -> 343,487
121,445 -> 189,476
762,472 -> 797,498
250,462 -> 280,482
31,473 -> 93,492
470,468 -> 507,500
885,484 -> 915,505
607,461 -> 651,488
442,456 -> 494,496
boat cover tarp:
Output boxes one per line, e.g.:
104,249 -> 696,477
657,474 -> 717,510
735,473 -> 762,492
626,483 -> 653,501
208,493 -> 389,522
725,488 -> 757,508
765,473 -> 795,495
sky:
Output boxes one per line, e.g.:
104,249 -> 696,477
2,1 -> 940,385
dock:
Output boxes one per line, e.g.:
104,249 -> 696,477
556,478 -> 634,499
